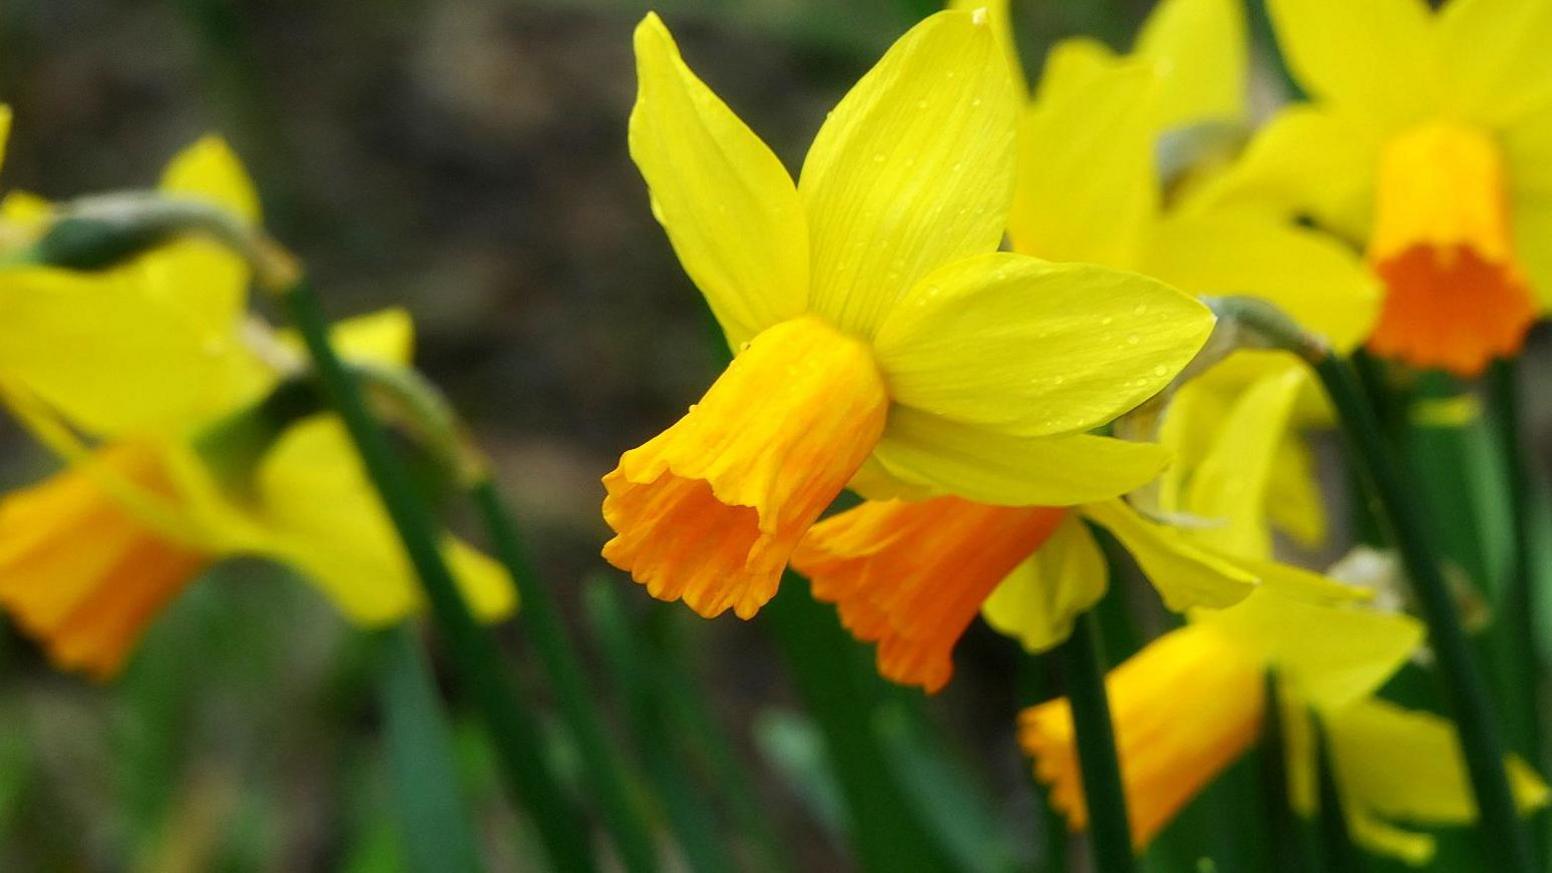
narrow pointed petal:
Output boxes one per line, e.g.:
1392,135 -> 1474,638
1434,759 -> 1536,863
629,13 -> 808,347
800,9 -> 1015,337
1010,50 -> 1158,266
1437,0 -> 1552,125
870,407 -> 1170,507
1080,499 -> 1256,611
1267,0 -> 1438,129
1135,0 -> 1248,129
874,253 -> 1212,437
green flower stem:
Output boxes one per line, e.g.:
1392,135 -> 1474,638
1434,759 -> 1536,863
1259,675 -> 1298,873
1488,360 -> 1546,756
1314,716 -> 1361,873
584,579 -> 735,873
277,277 -> 596,873
1488,358 -> 1549,864
1055,611 -> 1134,873
468,477 -> 661,873
644,607 -> 792,873
1214,296 -> 1534,873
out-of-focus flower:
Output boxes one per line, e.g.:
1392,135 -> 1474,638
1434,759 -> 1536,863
792,0 -> 1366,692
1017,360 -> 1548,860
1200,0 -> 1552,376
602,10 -> 1215,620
0,133 -> 512,678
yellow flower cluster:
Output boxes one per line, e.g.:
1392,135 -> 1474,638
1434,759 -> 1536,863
0,122 -> 513,678
604,0 -> 1552,862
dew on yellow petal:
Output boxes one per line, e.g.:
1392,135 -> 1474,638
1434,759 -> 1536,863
0,444 -> 209,680
1367,122 -> 1537,376
602,316 -> 888,620
1019,623 -> 1264,848
793,496 -> 1063,693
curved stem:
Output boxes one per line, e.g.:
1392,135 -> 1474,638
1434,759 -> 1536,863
1314,355 -> 1531,873
469,478 -> 662,873
1057,611 -> 1135,873
279,277 -> 597,872
1213,295 -> 1534,873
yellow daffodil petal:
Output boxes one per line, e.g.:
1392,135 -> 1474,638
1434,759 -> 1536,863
874,253 -> 1212,436
1135,0 -> 1247,128
1140,212 -> 1381,352
148,137 -> 262,340
1080,498 -> 1256,611
254,416 -> 515,624
1436,0 -> 1552,126
1191,105 -> 1378,243
1267,0 -> 1438,129
982,515 -> 1107,653
160,135 -> 261,223
1010,52 -> 1157,266
1327,698 -> 1549,829
800,9 -> 1014,338
0,267 -> 271,437
1505,110 -> 1552,202
1175,365 -> 1307,558
1268,437 -> 1327,548
1203,586 -> 1422,710
948,0 -> 1026,102
628,13 -> 808,348
870,407 -> 1171,507
1511,199 -> 1552,310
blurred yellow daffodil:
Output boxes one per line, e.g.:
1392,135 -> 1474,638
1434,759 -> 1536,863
792,0 -> 1368,692
1017,357 -> 1548,860
602,9 -> 1215,621
0,132 -> 512,678
1202,0 -> 1552,376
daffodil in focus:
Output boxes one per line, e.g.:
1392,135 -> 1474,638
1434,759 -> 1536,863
792,0 -> 1370,692
602,9 -> 1216,621
1199,0 -> 1552,376
0,133 -> 511,678
1017,363 -> 1548,859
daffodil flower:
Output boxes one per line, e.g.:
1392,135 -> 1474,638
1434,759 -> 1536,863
1197,0 -> 1552,376
792,0 -> 1369,692
1017,358 -> 1548,860
601,9 -> 1215,621
0,134 -> 511,678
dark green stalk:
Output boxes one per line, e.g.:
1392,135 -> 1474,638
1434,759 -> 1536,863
1213,296 -> 1534,873
645,608 -> 792,873
584,580 -> 734,873
468,478 -> 661,873
1313,717 -> 1361,873
1055,611 -> 1135,873
278,278 -> 596,873
1014,655 -> 1070,873
1487,358 -> 1549,863
762,579 -> 954,873
1259,674 -> 1300,873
